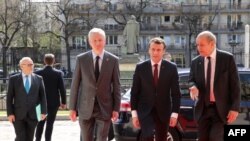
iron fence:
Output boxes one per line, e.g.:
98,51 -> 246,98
0,78 -> 133,110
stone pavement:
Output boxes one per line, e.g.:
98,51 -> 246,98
0,119 -> 116,141
0,120 -> 81,141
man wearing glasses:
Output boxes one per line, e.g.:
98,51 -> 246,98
6,57 -> 47,141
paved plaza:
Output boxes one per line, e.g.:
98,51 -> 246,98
1,120 -> 117,141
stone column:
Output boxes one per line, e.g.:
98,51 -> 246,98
245,24 -> 249,68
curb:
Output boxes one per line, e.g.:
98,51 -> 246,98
0,115 -> 70,121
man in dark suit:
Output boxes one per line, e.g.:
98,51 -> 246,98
69,28 -> 121,141
35,53 -> 66,141
189,31 -> 240,141
130,37 -> 181,141
7,57 -> 47,141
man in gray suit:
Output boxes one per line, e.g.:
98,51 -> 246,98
7,57 -> 47,141
69,28 -> 121,141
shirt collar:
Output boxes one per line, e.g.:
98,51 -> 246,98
22,73 -> 30,78
208,48 -> 216,59
151,59 -> 162,67
92,50 -> 104,60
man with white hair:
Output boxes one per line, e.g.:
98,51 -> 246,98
189,31 -> 240,141
7,57 -> 47,141
69,28 -> 121,141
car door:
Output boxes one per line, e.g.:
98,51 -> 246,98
232,71 -> 250,125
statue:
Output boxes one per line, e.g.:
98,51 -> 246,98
123,15 -> 140,54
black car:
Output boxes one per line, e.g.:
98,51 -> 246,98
0,69 -> 4,78
112,68 -> 250,141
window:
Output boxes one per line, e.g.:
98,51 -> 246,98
227,14 -> 242,29
163,35 -> 171,46
174,16 -> 182,23
108,3 -> 117,11
72,36 -> 86,49
164,16 -> 170,22
142,16 -> 151,24
106,35 -> 118,45
228,34 -> 241,43
174,35 -> 186,46
104,24 -> 118,30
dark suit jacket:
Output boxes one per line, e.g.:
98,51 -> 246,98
189,49 -> 240,123
35,66 -> 66,108
69,50 -> 121,120
7,73 -> 47,120
130,60 -> 181,123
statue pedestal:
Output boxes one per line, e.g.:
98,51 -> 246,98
119,54 -> 140,64
119,54 -> 139,72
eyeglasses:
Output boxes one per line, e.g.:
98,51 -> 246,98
21,64 -> 34,67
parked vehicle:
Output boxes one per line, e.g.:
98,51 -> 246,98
112,68 -> 250,141
0,69 -> 3,78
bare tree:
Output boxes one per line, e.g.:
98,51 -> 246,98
0,0 -> 27,78
173,3 -> 218,67
44,0 -> 100,77
104,0 -> 151,25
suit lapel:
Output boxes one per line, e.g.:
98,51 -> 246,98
198,56 -> 206,88
214,50 -> 221,85
18,74 -> 27,94
86,52 -> 96,82
144,60 -> 154,88
29,74 -> 36,95
158,60 -> 166,88
97,51 -> 110,84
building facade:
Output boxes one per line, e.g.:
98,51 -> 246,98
63,0 -> 250,69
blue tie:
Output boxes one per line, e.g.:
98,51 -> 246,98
25,76 -> 30,94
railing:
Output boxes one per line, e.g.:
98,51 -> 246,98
0,78 -> 133,110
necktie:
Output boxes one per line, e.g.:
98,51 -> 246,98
205,57 -> 211,106
25,75 -> 30,94
153,64 -> 158,87
95,56 -> 100,81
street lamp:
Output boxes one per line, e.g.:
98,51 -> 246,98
228,39 -> 240,57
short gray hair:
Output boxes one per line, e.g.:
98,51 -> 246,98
196,31 -> 217,43
19,57 -> 33,65
88,28 -> 106,39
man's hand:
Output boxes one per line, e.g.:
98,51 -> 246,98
69,110 -> 77,122
60,104 -> 67,110
8,115 -> 15,123
169,117 -> 177,127
132,117 -> 140,129
111,111 -> 119,122
227,110 -> 239,124
189,86 -> 199,101
41,114 -> 47,120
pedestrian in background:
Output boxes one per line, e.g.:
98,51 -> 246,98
7,57 -> 47,141
69,28 -> 121,141
189,31 -> 240,141
35,53 -> 66,141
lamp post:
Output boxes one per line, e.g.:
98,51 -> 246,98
228,39 -> 240,58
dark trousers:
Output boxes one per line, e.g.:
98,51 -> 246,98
13,117 -> 38,141
139,108 -> 169,141
198,104 -> 224,141
35,107 -> 58,141
79,101 -> 111,141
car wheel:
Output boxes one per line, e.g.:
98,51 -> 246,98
167,128 -> 181,141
